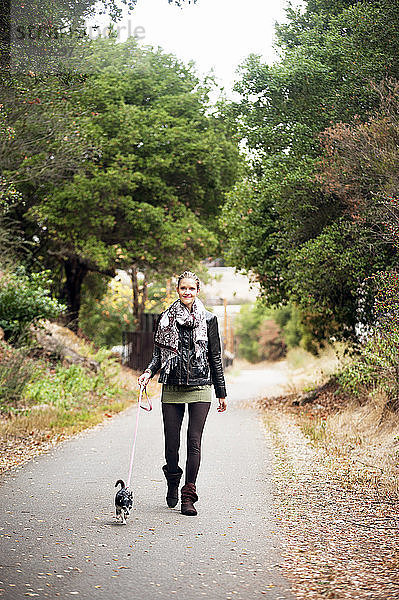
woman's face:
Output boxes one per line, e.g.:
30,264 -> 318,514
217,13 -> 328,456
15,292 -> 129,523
177,277 -> 198,310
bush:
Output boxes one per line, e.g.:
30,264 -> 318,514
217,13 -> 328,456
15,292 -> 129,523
0,341 -> 34,410
337,271 -> 399,408
235,302 -> 317,362
25,356 -> 120,410
234,304 -> 270,362
0,266 -> 66,341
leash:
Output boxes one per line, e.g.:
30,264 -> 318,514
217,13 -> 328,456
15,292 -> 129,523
126,384 -> 152,489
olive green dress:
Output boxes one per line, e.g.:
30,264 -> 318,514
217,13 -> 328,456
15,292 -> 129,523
161,384 -> 212,404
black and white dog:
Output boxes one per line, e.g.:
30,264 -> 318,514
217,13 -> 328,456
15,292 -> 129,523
115,480 -> 133,524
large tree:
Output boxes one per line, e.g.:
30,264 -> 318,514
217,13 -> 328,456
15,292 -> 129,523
222,0 -> 399,341
3,38 -> 241,329
318,79 -> 399,251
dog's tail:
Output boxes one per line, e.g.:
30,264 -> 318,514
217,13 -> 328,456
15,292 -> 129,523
115,479 -> 126,489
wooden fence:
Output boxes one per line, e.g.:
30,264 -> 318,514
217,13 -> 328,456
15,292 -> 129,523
123,313 -> 159,371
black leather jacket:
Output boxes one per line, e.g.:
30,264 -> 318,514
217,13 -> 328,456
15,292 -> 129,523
145,309 -> 227,399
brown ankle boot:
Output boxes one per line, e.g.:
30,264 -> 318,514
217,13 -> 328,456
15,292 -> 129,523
180,483 -> 198,516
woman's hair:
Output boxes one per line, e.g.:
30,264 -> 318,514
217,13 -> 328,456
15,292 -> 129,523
177,270 -> 200,290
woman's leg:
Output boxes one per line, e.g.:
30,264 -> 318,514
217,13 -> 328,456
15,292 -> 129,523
185,402 -> 211,484
162,403 -> 185,473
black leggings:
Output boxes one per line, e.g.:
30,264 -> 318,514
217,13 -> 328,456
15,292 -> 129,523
162,402 -> 211,484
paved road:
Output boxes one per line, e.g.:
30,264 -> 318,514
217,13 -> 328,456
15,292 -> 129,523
0,366 -> 294,600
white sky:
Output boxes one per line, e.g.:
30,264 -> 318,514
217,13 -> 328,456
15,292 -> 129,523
88,0 -> 301,96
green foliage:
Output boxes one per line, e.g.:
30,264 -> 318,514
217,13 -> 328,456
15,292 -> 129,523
286,221 -> 393,339
235,304 -> 267,363
338,271 -> 399,406
0,342 -> 34,409
0,176 -> 21,214
25,357 -> 120,409
2,36 -> 241,328
62,37 -> 240,275
0,266 -> 66,341
223,0 -> 399,342
0,215 -> 29,273
273,305 -> 298,345
337,333 -> 399,401
79,273 -> 136,347
235,302 -> 310,362
0,337 -> 121,413
26,364 -> 93,408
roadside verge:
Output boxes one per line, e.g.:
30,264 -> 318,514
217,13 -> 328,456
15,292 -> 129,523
261,405 -> 399,600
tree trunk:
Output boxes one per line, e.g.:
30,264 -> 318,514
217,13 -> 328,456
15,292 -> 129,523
131,266 -> 140,328
0,0 -> 11,72
130,268 -> 148,328
141,275 -> 148,314
62,256 -> 88,332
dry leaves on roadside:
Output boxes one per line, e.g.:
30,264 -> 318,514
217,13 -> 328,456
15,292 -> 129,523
265,411 -> 399,600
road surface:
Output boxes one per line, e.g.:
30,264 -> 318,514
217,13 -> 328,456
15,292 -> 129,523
0,365 -> 294,600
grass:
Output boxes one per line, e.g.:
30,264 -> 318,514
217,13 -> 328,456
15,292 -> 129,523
257,341 -> 399,497
299,416 -> 328,444
284,343 -> 347,393
316,395 -> 399,494
288,381 -> 399,498
0,341 -> 35,409
0,364 -> 137,435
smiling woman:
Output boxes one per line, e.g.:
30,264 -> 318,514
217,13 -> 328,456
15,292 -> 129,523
138,269 -> 227,516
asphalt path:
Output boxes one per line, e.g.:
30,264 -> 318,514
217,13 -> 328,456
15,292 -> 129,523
0,365 -> 294,600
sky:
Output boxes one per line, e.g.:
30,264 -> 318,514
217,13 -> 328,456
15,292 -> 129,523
88,0 -> 301,96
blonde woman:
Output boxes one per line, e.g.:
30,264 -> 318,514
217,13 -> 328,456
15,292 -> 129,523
138,270 -> 227,516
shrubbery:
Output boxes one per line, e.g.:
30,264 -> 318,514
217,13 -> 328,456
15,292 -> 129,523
0,340 -> 121,414
25,357 -> 120,410
0,263 -> 67,407
0,342 -> 34,409
338,271 -> 399,409
0,266 -> 66,341
235,302 -> 313,363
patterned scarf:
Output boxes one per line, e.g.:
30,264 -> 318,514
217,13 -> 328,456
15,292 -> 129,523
154,298 -> 208,376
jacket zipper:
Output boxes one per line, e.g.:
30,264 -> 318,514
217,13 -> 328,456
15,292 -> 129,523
179,338 -> 183,385
187,331 -> 191,384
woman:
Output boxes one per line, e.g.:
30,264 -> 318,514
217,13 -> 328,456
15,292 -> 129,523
138,270 -> 227,516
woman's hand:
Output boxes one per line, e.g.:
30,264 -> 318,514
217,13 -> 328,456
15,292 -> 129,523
138,371 -> 151,387
217,398 -> 227,412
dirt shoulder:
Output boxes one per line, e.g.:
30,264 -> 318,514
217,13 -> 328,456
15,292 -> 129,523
260,388 -> 399,600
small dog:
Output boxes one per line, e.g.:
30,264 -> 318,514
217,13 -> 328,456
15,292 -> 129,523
115,479 -> 133,524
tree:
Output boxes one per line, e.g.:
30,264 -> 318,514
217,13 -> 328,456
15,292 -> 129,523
222,0 -> 399,340
0,266 -> 66,341
5,38 -> 241,330
318,79 -> 399,249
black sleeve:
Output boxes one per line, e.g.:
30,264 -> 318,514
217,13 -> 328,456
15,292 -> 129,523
145,345 -> 161,377
144,315 -> 162,377
207,315 -> 227,398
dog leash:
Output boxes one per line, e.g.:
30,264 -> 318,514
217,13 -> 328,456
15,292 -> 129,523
126,384 -> 152,489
